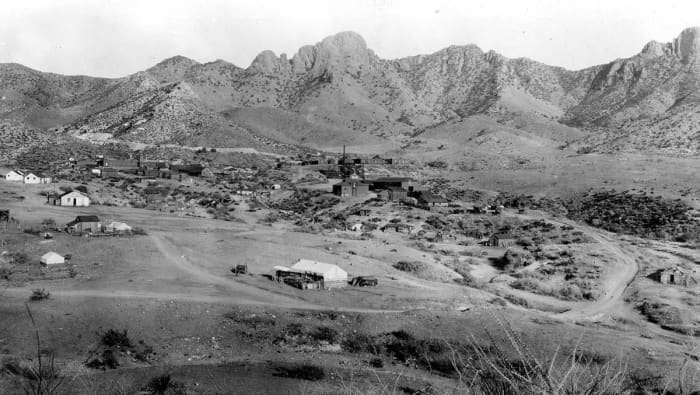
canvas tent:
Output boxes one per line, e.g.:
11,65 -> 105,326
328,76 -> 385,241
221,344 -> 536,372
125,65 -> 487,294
105,221 -> 132,234
290,259 -> 348,289
41,252 -> 64,265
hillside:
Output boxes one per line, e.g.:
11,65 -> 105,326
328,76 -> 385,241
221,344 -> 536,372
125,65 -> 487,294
1,28 -> 700,154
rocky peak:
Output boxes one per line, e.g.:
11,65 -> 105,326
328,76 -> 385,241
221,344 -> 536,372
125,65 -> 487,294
640,40 -> 670,58
248,50 -> 288,74
248,31 -> 375,77
151,55 -> 199,69
673,26 -> 700,63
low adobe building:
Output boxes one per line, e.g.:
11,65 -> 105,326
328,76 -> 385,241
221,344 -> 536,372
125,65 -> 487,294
57,191 -> 91,207
488,233 -> 517,248
650,267 -> 698,287
332,180 -> 370,197
290,259 -> 348,289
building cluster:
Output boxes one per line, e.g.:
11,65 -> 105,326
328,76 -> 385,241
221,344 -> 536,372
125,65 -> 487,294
332,176 -> 451,210
69,155 -> 210,182
62,215 -> 132,236
1,169 -> 52,184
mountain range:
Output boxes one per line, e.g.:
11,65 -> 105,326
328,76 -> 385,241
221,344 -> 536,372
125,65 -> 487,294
1,27 -> 700,157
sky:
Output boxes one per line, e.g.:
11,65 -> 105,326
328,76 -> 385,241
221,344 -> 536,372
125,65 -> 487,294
1,0 -> 700,77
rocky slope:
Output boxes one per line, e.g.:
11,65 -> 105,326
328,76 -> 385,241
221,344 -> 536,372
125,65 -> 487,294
1,27 -> 699,154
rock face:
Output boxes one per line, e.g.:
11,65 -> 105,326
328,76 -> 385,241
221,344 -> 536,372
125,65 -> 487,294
673,27 -> 700,64
1,27 -> 700,153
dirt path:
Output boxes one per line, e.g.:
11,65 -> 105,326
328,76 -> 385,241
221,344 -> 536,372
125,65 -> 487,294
552,221 -> 639,321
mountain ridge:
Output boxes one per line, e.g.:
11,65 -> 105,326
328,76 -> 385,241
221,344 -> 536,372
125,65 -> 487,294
1,27 -> 700,155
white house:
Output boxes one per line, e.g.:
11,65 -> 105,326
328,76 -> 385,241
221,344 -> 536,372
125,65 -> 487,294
59,191 -> 90,207
290,259 -> 348,289
23,173 -> 51,184
23,173 -> 40,184
4,170 -> 25,182
40,251 -> 64,265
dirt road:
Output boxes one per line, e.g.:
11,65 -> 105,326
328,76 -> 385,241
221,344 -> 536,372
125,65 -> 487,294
550,219 -> 639,321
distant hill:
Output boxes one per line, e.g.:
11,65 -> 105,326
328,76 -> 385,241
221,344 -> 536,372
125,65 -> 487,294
2,27 -> 700,155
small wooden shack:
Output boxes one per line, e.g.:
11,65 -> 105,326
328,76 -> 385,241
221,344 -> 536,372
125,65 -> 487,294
488,233 -> 517,248
66,215 -> 101,234
650,267 -> 698,287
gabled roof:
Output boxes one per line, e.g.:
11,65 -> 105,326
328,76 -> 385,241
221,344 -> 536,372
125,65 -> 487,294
371,177 -> 415,182
334,180 -> 370,186
171,164 -> 204,172
291,259 -> 347,278
59,190 -> 89,198
67,215 -> 100,226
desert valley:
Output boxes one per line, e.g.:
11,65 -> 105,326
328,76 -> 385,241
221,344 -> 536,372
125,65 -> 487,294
1,24 -> 700,394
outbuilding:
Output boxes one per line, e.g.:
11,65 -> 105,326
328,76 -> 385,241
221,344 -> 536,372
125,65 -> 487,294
66,215 -> 101,234
41,252 -> 64,265
290,259 -> 348,289
488,233 -> 517,248
59,191 -> 91,207
5,170 -> 25,182
651,267 -> 698,287
105,221 -> 132,234
332,180 -> 370,198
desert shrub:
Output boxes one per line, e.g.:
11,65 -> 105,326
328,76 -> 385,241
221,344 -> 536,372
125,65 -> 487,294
342,332 -> 382,354
573,349 -> 609,365
393,260 -> 427,273
504,294 -> 529,307
144,374 -> 179,395
311,326 -> 339,343
41,218 -> 56,228
87,348 -> 129,370
368,357 -> 384,368
131,227 -> 147,235
558,284 -> 583,300
224,312 -> 276,329
273,364 -> 325,381
9,252 -> 28,265
426,160 -> 448,169
100,329 -> 131,348
29,289 -> 50,301
494,250 -> 525,271
75,185 -> 88,193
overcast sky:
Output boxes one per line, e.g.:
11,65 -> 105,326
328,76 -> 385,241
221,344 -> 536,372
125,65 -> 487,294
1,0 -> 699,77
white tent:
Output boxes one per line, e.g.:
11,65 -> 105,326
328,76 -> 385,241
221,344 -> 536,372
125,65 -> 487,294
290,259 -> 348,288
105,221 -> 132,233
41,252 -> 64,265
350,223 -> 363,232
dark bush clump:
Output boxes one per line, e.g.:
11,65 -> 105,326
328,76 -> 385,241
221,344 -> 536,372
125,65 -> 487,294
29,289 -> 50,301
273,364 -> 325,381
342,332 -> 382,354
311,326 -> 339,343
100,329 -> 131,348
